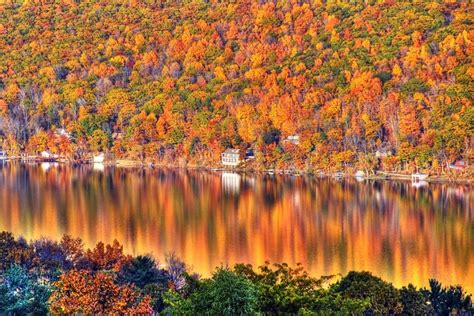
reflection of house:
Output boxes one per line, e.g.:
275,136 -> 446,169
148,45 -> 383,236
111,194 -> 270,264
222,172 -> 241,194
411,173 -> 428,182
221,149 -> 242,166
93,153 -> 105,163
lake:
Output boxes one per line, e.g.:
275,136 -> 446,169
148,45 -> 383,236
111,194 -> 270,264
0,162 -> 472,291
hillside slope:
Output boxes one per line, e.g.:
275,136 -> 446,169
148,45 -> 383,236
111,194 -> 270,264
0,0 -> 472,171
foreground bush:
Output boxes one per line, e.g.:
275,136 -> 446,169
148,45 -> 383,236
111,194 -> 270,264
0,231 -> 472,315
164,268 -> 258,315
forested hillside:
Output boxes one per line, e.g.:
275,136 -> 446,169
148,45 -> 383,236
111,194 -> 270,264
0,0 -> 472,171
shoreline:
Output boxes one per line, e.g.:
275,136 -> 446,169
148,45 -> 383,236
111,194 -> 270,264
3,157 -> 473,184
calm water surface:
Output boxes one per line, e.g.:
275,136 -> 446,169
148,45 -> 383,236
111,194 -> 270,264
0,163 -> 473,290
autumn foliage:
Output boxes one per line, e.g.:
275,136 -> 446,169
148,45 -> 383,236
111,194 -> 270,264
0,0 -> 472,172
0,231 -> 472,315
49,270 -> 152,314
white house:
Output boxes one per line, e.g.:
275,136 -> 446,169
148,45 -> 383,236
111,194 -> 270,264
41,151 -> 55,159
55,128 -> 72,139
221,149 -> 242,167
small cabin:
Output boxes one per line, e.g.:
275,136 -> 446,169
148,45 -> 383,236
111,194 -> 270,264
112,132 -> 123,140
40,150 -> 59,161
375,149 -> 392,158
55,128 -> 72,139
221,149 -> 242,167
41,150 -> 53,159
285,135 -> 300,145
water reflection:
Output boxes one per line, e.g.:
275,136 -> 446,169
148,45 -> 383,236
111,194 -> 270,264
221,172 -> 241,194
0,163 -> 472,291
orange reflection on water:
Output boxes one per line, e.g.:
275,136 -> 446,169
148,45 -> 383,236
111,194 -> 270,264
0,163 -> 473,291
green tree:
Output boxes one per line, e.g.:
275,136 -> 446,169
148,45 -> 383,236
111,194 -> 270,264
88,129 -> 109,153
0,265 -> 52,315
332,271 -> 402,314
400,284 -> 434,315
167,128 -> 185,145
118,255 -> 168,288
429,279 -> 473,315
164,268 -> 258,315
234,262 -> 325,313
0,231 -> 16,272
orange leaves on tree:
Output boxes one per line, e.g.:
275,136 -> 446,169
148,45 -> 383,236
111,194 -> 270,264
0,99 -> 8,116
49,270 -> 153,315
399,101 -> 421,141
236,104 -> 258,143
85,240 -> 131,272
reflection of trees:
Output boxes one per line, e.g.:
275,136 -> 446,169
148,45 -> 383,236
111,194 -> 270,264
0,163 -> 472,291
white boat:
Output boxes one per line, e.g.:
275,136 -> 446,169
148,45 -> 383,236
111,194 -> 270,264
333,171 -> 344,179
0,151 -> 7,161
93,153 -> 105,164
355,170 -> 365,178
411,173 -> 429,182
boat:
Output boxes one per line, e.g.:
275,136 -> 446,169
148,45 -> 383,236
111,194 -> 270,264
92,153 -> 105,164
411,173 -> 429,182
0,151 -> 8,161
333,171 -> 344,179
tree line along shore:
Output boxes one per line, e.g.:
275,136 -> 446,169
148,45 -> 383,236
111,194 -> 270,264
0,0 -> 472,182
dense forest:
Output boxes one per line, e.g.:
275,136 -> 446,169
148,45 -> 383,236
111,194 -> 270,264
0,231 -> 472,314
0,0 -> 472,172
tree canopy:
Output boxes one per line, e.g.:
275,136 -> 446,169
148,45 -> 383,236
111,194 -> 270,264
0,0 -> 472,171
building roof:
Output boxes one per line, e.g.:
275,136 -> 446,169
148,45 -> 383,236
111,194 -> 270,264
223,148 -> 240,154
